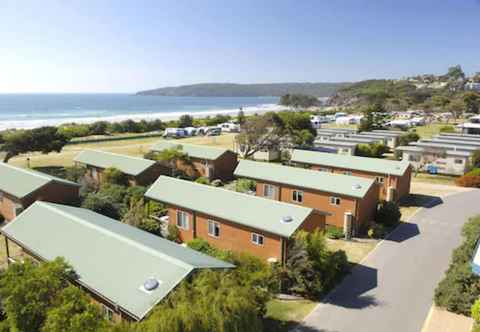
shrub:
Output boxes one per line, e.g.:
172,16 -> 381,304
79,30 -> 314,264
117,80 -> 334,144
440,125 -> 455,133
472,298 -> 480,323
81,193 -> 122,219
64,166 -> 86,182
235,178 -> 256,193
368,223 -> 386,239
195,176 -> 210,185
455,174 -> 480,188
167,224 -> 180,242
355,143 -> 389,158
434,216 -> 480,315
102,167 -> 129,186
376,201 -> 401,227
398,132 -> 420,146
325,226 -> 344,239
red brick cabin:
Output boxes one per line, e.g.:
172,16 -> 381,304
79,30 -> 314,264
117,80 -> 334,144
146,176 -> 328,264
74,150 -> 168,187
0,163 -> 80,222
150,142 -> 238,182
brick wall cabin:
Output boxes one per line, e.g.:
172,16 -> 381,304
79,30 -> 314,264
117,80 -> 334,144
308,164 -> 412,201
0,182 -> 79,222
167,205 -> 325,262
174,151 -> 238,182
255,181 -> 378,231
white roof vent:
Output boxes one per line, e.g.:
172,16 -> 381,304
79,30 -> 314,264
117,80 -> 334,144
352,184 -> 362,190
281,216 -> 293,223
141,278 -> 161,293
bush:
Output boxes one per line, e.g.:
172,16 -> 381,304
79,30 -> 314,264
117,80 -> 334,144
368,223 -> 386,239
167,224 -> 180,242
434,216 -> 480,315
235,178 -> 256,193
398,132 -> 420,146
81,193 -> 122,219
376,201 -> 401,227
440,125 -> 455,133
195,177 -> 210,185
64,166 -> 86,182
472,298 -> 480,323
102,167 -> 129,186
325,226 -> 344,239
455,174 -> 480,188
355,143 -> 389,158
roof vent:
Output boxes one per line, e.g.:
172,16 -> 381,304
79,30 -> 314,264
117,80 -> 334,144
143,278 -> 160,291
352,184 -> 362,190
281,216 -> 293,223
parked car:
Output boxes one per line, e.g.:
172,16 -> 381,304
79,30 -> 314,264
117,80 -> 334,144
163,128 -> 187,138
184,127 -> 198,136
206,127 -> 222,136
197,126 -> 209,135
219,122 -> 240,133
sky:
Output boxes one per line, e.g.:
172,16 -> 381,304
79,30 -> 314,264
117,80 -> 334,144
0,0 -> 479,93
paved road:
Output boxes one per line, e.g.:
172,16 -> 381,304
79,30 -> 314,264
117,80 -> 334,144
296,189 -> 480,332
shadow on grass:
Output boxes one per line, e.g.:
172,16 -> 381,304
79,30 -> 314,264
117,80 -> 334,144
399,194 -> 443,209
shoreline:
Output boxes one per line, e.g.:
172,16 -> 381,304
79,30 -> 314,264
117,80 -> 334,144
0,103 -> 288,131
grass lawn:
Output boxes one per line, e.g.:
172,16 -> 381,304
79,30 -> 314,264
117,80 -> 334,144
264,299 -> 317,332
8,133 -> 237,169
412,172 -> 458,186
412,122 -> 458,139
325,238 -> 378,264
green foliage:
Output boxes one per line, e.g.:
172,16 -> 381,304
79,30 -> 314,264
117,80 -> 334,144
279,94 -> 319,108
235,178 -> 256,193
122,199 -> 161,235
58,124 -> 91,139
82,192 -> 122,219
355,143 -> 389,158
282,230 -> 348,298
375,201 -> 401,227
358,103 -> 389,132
204,114 -> 231,126
195,177 -> 210,185
41,286 -> 106,332
64,166 -> 86,182
178,114 -> 194,128
398,132 -> 420,146
325,226 -> 344,239
275,111 -> 316,146
0,258 -> 74,332
167,224 -> 181,242
102,167 -> 129,186
463,92 -> 480,114
439,125 -> 455,133
446,65 -> 466,81
1,126 -> 69,162
472,150 -> 480,168
435,216 -> 480,315
237,110 -> 246,125
368,224 -> 386,239
472,298 -> 480,323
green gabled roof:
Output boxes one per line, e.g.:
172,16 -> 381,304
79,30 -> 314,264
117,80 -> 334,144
1,202 -> 233,321
291,150 -> 410,177
146,176 -> 319,238
74,150 -> 156,176
234,159 -> 374,199
151,141 -> 230,160
0,163 -> 79,199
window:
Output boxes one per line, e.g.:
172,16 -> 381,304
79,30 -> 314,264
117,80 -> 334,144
263,184 -> 276,199
251,233 -> 264,246
176,210 -> 189,230
330,196 -> 341,205
91,167 -> 98,180
208,220 -> 220,238
103,305 -> 114,321
344,171 -> 352,176
375,177 -> 385,184
454,159 -> 464,164
292,190 -> 304,203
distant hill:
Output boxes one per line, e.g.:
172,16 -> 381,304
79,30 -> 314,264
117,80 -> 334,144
136,82 -> 351,97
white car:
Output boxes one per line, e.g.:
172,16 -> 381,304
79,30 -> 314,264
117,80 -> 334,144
163,128 -> 187,138
218,122 -> 240,133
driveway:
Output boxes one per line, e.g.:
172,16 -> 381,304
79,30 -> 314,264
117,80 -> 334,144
296,188 -> 480,332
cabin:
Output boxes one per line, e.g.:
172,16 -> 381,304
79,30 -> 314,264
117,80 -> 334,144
151,142 -> 238,181
74,150 -> 167,186
0,163 -> 79,222
313,140 -> 357,155
1,202 -> 233,322
290,149 -> 412,201
360,131 -> 403,148
145,176 -> 328,263
234,160 -> 378,234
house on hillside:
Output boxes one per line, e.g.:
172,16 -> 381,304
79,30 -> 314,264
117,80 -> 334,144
1,202 -> 233,322
74,150 -> 168,186
234,160 -> 378,233
145,176 -> 328,263
151,142 -> 238,181
290,149 -> 411,201
0,163 -> 79,222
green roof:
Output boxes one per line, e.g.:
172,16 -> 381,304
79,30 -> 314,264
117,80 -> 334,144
146,176 -> 319,238
151,141 -> 231,160
291,150 -> 410,177
234,159 -> 374,199
74,150 -> 156,176
0,163 -> 79,199
1,202 -> 233,321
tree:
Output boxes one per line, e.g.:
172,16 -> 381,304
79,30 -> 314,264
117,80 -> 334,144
358,103 -> 389,132
446,98 -> 465,120
0,258 -> 74,332
280,94 -> 319,109
41,286 -> 106,332
355,143 -> 389,158
1,127 -> 69,162
276,112 -> 316,147
102,167 -> 129,186
88,121 -> 109,135
150,145 -> 191,177
178,114 -> 194,128
375,201 -> 401,227
463,92 -> 480,114
234,114 -> 280,159
398,132 -> 419,146
122,199 -> 161,235
82,192 -> 122,219
446,65 -> 466,81
237,109 -> 246,126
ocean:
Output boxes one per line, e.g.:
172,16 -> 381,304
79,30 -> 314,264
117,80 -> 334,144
0,94 -> 280,130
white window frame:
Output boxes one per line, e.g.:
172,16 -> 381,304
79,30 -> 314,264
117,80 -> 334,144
330,196 -> 341,206
251,233 -> 264,246
103,305 -> 114,321
176,210 -> 189,230
207,220 -> 220,238
292,190 -> 304,203
263,184 -> 276,199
